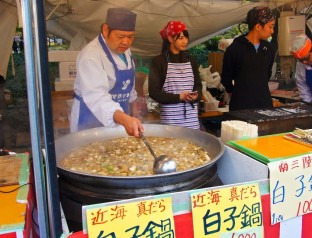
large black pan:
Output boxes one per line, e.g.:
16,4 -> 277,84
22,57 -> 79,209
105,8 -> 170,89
55,124 -> 224,195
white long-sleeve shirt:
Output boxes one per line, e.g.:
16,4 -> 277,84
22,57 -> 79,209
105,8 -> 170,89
294,61 -> 312,103
70,35 -> 137,132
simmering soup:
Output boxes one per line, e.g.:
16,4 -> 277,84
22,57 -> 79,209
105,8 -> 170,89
61,136 -> 211,176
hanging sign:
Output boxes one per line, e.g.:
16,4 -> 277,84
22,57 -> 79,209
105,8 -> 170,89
268,153 -> 312,225
85,196 -> 175,238
191,183 -> 263,238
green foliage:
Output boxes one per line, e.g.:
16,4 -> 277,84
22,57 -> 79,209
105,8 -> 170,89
5,27 -> 66,100
188,44 -> 209,67
48,62 -> 60,90
222,23 -> 248,38
5,51 -> 60,100
15,27 -> 23,37
5,53 -> 28,98
203,36 -> 222,51
188,23 -> 248,68
49,45 -> 69,50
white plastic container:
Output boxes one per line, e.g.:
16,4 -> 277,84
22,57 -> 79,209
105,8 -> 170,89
204,100 -> 219,111
268,81 -> 279,92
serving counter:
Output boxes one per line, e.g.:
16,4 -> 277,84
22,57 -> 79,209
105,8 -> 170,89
66,144 -> 312,238
49,91 -> 312,237
223,103 -> 312,136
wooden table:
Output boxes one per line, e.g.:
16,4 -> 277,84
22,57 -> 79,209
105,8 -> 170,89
50,90 -> 228,136
141,106 -> 228,137
199,108 -> 227,135
271,89 -> 300,103
142,107 -> 227,124
199,110 -> 224,118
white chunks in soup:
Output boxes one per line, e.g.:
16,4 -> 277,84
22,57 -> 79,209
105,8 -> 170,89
61,136 -> 211,176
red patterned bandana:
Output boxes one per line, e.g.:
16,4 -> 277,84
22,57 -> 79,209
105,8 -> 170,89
159,21 -> 187,39
253,6 -> 274,25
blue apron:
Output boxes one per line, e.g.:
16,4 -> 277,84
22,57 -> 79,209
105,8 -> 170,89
76,35 -> 135,131
305,69 -> 312,92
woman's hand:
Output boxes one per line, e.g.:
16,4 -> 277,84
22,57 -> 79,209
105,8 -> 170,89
180,91 -> 198,102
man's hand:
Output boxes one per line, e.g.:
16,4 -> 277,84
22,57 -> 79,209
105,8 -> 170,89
113,110 -> 144,138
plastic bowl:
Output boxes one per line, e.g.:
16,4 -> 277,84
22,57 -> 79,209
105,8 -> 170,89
268,82 -> 279,92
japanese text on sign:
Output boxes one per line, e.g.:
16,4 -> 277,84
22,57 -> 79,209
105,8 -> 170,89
268,153 -> 312,225
191,183 -> 263,238
86,197 -> 175,238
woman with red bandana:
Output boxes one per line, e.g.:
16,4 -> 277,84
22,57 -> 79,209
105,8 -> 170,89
148,21 -> 202,129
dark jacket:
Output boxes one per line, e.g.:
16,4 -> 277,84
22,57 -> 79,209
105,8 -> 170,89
148,51 -> 202,104
221,34 -> 276,111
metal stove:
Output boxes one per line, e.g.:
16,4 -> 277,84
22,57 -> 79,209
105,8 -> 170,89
59,164 -> 222,232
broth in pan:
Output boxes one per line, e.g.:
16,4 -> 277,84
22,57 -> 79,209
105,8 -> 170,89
61,136 -> 211,176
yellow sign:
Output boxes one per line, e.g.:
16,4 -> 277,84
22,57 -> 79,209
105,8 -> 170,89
86,197 -> 175,238
191,183 -> 262,238
268,153 -> 312,224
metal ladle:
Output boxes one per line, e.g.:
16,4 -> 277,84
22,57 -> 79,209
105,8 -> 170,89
140,133 -> 176,174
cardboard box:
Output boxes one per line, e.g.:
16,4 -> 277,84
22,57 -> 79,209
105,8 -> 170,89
59,62 -> 77,80
208,52 -> 224,74
54,78 -> 75,91
48,50 -> 80,62
135,71 -> 148,97
51,90 -> 73,137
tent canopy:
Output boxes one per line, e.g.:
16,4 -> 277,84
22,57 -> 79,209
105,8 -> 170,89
1,0 -> 312,76
44,0 -> 305,57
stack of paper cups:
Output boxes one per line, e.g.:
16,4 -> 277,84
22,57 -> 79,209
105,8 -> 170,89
221,120 -> 258,143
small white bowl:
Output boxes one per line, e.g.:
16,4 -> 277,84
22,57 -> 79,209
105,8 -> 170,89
268,82 -> 279,92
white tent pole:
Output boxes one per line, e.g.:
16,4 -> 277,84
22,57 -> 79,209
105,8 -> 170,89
32,0 -> 63,236
21,0 -> 50,237
33,0 -> 62,235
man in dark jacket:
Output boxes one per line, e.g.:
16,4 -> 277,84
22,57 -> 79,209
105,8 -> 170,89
221,6 -> 276,111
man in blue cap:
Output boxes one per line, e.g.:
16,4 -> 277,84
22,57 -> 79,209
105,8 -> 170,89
70,8 -> 144,137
